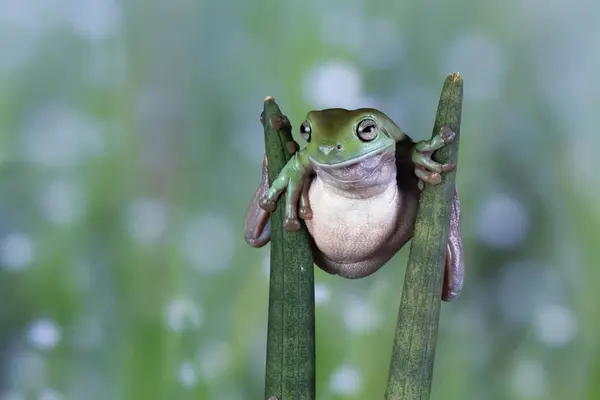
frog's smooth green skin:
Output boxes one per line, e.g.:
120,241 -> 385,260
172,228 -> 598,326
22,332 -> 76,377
244,108 -> 463,301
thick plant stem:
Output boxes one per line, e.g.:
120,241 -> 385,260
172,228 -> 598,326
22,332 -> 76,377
262,97 -> 316,400
385,73 -> 464,400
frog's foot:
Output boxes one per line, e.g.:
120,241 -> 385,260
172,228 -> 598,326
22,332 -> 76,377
259,180 -> 303,232
442,187 -> 464,302
412,126 -> 456,188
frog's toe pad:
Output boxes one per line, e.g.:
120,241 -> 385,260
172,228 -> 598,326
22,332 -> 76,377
415,168 -> 442,185
259,198 -> 277,212
441,163 -> 457,172
284,218 -> 301,232
428,173 -> 442,185
299,206 -> 313,220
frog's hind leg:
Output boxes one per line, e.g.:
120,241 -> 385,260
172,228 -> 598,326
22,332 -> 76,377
244,155 -> 271,247
442,187 -> 464,301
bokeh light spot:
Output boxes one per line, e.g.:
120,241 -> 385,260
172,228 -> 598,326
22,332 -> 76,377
0,233 -> 35,271
342,296 -> 381,334
303,61 -> 364,109
181,213 -> 236,274
476,194 -> 529,248
27,319 -> 61,351
125,198 -> 167,245
533,303 -> 577,347
330,364 -> 362,396
164,298 -> 204,333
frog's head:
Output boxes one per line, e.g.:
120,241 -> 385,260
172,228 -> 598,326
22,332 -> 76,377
300,108 -> 405,187
300,108 -> 403,168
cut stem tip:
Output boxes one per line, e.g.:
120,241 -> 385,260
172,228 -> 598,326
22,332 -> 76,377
448,72 -> 462,82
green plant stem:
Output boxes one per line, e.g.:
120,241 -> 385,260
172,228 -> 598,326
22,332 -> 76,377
262,97 -> 315,400
385,73 -> 464,400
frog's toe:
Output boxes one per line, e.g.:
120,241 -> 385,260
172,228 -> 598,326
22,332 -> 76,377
259,198 -> 277,212
441,162 -> 457,172
284,217 -> 301,232
427,173 -> 442,185
415,168 -> 442,186
413,152 -> 443,173
299,206 -> 313,220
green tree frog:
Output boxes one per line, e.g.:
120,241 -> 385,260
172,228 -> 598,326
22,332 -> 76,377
244,108 -> 463,301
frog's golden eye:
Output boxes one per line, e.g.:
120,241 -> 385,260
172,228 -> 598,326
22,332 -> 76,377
356,119 -> 377,141
300,121 -> 311,142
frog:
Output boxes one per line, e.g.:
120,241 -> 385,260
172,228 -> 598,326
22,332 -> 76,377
244,107 -> 463,301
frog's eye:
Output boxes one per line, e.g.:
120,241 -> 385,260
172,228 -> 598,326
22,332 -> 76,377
356,119 -> 377,141
300,121 -> 311,142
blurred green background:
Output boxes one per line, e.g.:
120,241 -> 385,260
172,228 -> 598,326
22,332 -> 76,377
1,0 -> 599,399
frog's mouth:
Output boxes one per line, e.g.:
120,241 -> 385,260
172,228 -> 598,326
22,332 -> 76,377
309,144 -> 393,169
309,148 -> 395,185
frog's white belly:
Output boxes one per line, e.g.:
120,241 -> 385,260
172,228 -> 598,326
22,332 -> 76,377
304,177 -> 411,278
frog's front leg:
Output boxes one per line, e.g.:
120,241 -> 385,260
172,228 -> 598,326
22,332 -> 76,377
412,126 -> 457,187
259,149 -> 313,232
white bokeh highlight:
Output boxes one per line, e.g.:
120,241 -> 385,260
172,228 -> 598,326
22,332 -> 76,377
303,61 -> 365,109
0,233 -> 35,271
164,298 -> 204,333
476,194 -> 530,248
342,296 -> 381,334
330,364 -> 362,396
314,282 -> 331,306
177,360 -> 198,389
125,198 -> 167,245
533,304 -> 577,347
27,319 -> 62,351
181,213 -> 236,274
